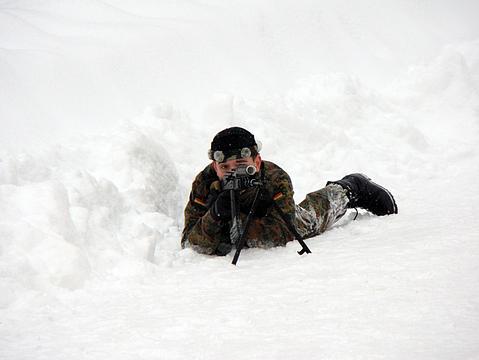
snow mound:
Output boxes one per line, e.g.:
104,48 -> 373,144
0,122 -> 181,303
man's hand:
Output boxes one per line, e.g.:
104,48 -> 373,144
210,191 -> 231,221
239,187 -> 272,217
215,241 -> 233,256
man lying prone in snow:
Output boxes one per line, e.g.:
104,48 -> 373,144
181,127 -> 398,256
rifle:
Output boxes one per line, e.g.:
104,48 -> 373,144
221,164 -> 311,265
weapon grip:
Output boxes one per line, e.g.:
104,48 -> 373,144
229,189 -> 241,244
232,186 -> 262,265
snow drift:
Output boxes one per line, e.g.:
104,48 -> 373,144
0,123 -> 181,299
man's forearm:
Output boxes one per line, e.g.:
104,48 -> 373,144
184,210 -> 223,254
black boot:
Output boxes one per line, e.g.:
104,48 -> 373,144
327,173 -> 398,216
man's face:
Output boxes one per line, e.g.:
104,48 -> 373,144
213,155 -> 262,180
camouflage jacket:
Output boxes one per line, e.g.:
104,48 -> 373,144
181,160 -> 299,255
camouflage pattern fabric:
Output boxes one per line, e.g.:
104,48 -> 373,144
181,160 -> 348,255
297,183 -> 349,235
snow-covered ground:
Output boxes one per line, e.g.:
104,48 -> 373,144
1,1 -> 479,359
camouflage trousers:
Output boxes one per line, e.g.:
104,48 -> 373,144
294,184 -> 349,238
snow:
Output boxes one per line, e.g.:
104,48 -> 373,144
1,1 -> 479,359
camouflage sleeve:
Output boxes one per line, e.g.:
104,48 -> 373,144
244,168 -> 296,248
181,196 -> 223,254
181,169 -> 229,255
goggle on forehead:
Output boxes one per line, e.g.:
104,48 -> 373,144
208,143 -> 262,163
